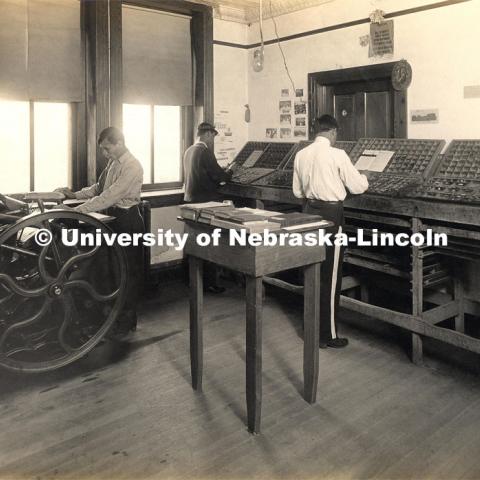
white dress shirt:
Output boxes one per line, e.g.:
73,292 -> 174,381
75,149 -> 143,213
293,136 -> 368,201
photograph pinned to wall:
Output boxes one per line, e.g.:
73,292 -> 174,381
294,127 -> 307,137
266,128 -> 278,139
295,88 -> 304,97
295,117 -> 306,127
280,128 -> 291,139
214,109 -> 236,166
294,101 -> 307,115
279,100 -> 292,113
281,88 -> 289,97
410,109 -> 439,124
280,114 -> 291,125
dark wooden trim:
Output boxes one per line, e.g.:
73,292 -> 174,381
393,89 -> 408,138
150,105 -> 155,183
191,8 -> 214,124
123,0 -> 211,15
110,0 -> 123,130
83,0 -> 97,186
308,62 -> 408,139
94,0 -> 111,181
213,0 -> 472,50
309,62 -> 397,84
142,181 -> 183,192
213,39 -> 249,49
74,1 -> 87,191
143,192 -> 184,208
82,0 -> 126,186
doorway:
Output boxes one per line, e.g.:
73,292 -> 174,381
308,62 -> 407,141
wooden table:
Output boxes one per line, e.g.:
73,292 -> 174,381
183,221 -> 326,433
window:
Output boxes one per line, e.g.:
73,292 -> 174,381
123,104 -> 186,189
0,100 -> 72,194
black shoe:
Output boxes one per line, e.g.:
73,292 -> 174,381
106,322 -> 136,341
205,285 -> 226,294
106,312 -> 137,341
319,337 -> 349,349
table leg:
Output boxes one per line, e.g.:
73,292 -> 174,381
189,256 -> 203,391
245,276 -> 263,434
303,263 -> 320,403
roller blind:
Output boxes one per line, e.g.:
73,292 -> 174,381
28,0 -> 82,101
123,6 -> 193,106
0,0 -> 81,102
0,0 -> 28,100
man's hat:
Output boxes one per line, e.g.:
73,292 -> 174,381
197,122 -> 218,135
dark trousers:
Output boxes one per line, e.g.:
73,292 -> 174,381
304,200 -> 345,342
107,205 -> 145,322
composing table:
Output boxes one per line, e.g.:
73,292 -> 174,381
183,221 -> 326,433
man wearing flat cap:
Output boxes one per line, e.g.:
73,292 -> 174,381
183,122 -> 232,293
183,122 -> 232,203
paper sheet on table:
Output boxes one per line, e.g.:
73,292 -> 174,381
243,150 -> 264,168
355,150 -> 394,172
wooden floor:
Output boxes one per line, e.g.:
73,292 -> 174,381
1,281 -> 480,480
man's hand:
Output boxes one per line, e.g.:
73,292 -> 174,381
55,187 -> 76,199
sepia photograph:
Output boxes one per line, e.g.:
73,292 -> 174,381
296,116 -> 306,127
294,100 -> 307,115
1,1 -> 480,480
279,99 -> 292,113
265,127 -> 278,139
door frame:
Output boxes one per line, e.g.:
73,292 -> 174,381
307,62 -> 408,140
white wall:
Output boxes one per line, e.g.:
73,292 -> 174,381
245,0 -> 480,145
213,19 -> 249,166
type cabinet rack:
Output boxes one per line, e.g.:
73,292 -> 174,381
413,140 -> 480,204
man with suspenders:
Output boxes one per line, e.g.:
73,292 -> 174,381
293,115 -> 369,348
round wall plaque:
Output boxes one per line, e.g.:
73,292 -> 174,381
392,60 -> 412,90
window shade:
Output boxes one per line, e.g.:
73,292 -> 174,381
0,0 -> 28,100
0,0 -> 81,102
28,0 -> 82,102
123,6 -> 193,106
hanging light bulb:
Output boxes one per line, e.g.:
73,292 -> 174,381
253,48 -> 264,72
253,0 -> 264,72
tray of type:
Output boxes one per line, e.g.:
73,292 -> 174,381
362,173 -> 423,197
229,142 -> 295,170
349,138 -> 444,177
230,167 -> 277,185
251,140 -> 358,188
412,141 -> 480,203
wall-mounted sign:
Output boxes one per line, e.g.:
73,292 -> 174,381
410,109 -> 439,124
369,20 -> 394,57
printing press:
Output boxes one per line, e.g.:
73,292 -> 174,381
0,193 -> 127,372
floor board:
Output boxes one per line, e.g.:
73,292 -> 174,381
1,281 -> 479,479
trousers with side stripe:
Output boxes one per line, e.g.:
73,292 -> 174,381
304,199 -> 345,342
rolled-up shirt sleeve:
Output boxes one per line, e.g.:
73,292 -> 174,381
339,152 -> 369,194
75,161 -> 143,214
75,183 -> 100,200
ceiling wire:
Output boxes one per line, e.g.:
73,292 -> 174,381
259,0 -> 264,49
269,0 -> 297,95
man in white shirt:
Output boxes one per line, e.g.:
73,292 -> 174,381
293,115 -> 369,348
57,127 -> 144,339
